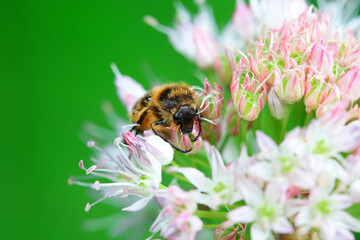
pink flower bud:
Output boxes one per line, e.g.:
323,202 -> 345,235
267,88 -> 285,119
337,65 -> 360,102
343,42 -> 360,67
230,60 -> 266,121
170,120 -> 203,154
195,79 -> 224,120
315,88 -> 344,118
258,61 -> 274,86
349,104 -> 360,121
304,77 -> 330,113
193,27 -> 220,69
273,68 -> 305,104
308,40 -> 334,76
214,220 -> 241,240
122,132 -> 137,158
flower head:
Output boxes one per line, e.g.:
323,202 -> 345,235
273,67 -> 305,104
230,59 -> 267,121
267,87 -> 285,119
150,186 -> 202,240
194,78 -> 224,120
170,120 -> 203,154
123,131 -> 174,166
178,142 -> 242,209
288,186 -> 360,239
228,179 -> 294,240
145,3 -> 220,70
337,65 -> 360,102
72,135 -> 173,212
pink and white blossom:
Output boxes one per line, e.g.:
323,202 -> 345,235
170,120 -> 203,154
288,186 -> 360,240
72,135 -> 173,212
267,87 -> 285,119
145,3 -> 220,70
228,179 -> 294,240
230,59 -> 266,121
193,78 -> 224,120
150,186 -> 202,240
178,142 -> 242,209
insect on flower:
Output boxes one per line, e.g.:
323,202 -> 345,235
130,83 -> 202,153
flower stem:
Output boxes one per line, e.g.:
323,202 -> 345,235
174,152 -> 191,167
219,134 -> 230,153
304,111 -> 314,127
169,172 -> 190,183
203,224 -> 220,229
163,166 -> 190,183
194,210 -> 228,220
240,120 -> 248,145
279,104 -> 292,142
191,156 -> 210,168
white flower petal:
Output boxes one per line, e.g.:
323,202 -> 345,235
255,130 -> 278,156
349,180 -> 360,202
251,222 -> 271,240
331,194 -> 352,210
228,206 -> 255,223
204,142 -> 226,180
335,211 -> 360,232
272,217 -> 294,234
295,208 -> 312,226
291,168 -> 315,189
286,198 -> 307,217
265,178 -> 288,203
334,227 -> 355,240
122,195 -> 153,212
178,167 -> 213,192
240,177 -> 264,207
319,221 -> 336,240
145,135 -> 174,165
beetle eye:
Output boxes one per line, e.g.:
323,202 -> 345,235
174,112 -> 181,121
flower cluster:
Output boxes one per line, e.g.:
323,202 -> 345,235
70,131 -> 173,212
144,0 -> 308,83
227,111 -> 360,239
71,1 -> 360,240
233,7 -> 360,122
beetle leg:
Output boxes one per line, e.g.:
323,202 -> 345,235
190,111 -> 202,142
151,121 -> 193,153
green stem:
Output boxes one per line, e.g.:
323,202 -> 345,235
174,152 -> 191,167
162,166 -> 190,183
240,120 -> 248,145
219,134 -> 230,153
304,111 -> 314,127
191,156 -> 210,168
203,224 -> 220,229
194,210 -> 228,220
169,172 -> 190,183
279,104 -> 292,142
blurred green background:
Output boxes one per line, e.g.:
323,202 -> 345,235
2,0 -> 235,239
